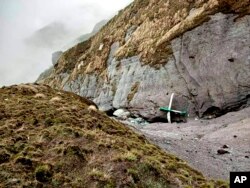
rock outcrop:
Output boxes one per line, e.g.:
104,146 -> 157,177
37,0 -> 250,121
0,84 -> 227,187
36,20 -> 109,86
36,51 -> 63,82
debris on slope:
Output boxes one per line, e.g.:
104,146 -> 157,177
136,107 -> 250,180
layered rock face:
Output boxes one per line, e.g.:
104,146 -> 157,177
38,0 -> 250,121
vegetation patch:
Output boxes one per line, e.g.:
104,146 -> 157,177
35,164 -> 53,183
0,84 -> 228,187
127,82 -> 140,104
0,151 -> 10,164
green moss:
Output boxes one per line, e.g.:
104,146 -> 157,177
89,168 -> 111,182
7,143 -> 26,154
104,183 -> 116,188
44,118 -> 54,127
127,168 -> 140,182
144,178 -> 170,188
40,130 -> 53,142
63,145 -> 85,160
126,46 -> 138,58
0,84 -> 229,187
124,151 -> 138,161
35,165 -> 53,183
113,151 -> 138,162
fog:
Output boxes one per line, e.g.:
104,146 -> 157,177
0,0 -> 133,86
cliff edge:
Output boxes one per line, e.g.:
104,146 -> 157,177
37,0 -> 250,121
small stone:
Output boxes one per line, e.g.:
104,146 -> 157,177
8,178 -> 20,184
245,156 -> 249,159
217,149 -> 230,155
233,135 -> 237,138
222,145 -> 229,149
34,93 -> 46,99
50,96 -> 62,102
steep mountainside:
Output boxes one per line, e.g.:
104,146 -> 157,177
36,20 -> 109,90
0,84 -> 227,187
62,20 -> 108,51
25,22 -> 69,49
38,0 -> 250,121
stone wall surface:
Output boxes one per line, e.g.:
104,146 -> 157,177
38,13 -> 250,121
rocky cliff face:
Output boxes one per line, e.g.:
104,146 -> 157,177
38,0 -> 250,121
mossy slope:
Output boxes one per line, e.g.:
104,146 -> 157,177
0,84 -> 228,187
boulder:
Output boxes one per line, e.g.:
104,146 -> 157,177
113,109 -> 131,119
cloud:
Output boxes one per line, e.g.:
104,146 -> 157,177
0,0 -> 133,86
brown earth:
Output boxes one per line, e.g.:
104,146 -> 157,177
0,84 -> 228,187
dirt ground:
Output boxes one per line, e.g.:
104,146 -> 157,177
123,107 -> 250,181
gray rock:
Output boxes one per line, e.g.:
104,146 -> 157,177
36,66 -> 54,83
171,13 -> 250,117
41,13 -> 250,122
129,117 -> 149,126
113,109 -> 131,119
